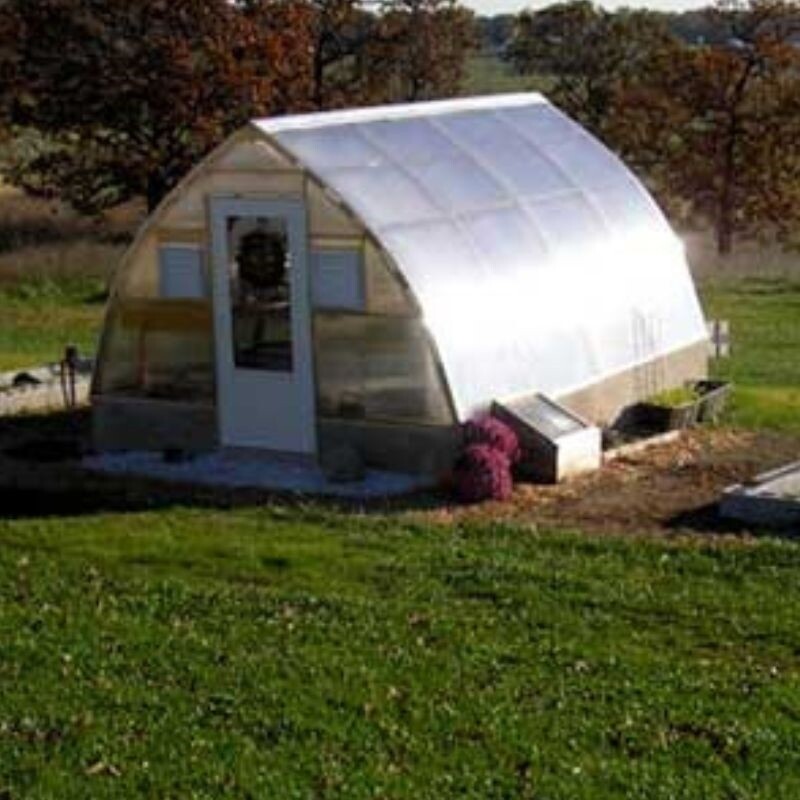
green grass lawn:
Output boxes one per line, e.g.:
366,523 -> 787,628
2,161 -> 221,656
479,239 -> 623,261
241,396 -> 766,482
0,181 -> 127,372
0,280 -> 105,372
0,250 -> 799,794
701,277 -> 800,433
462,54 -> 546,96
2,508 -> 800,798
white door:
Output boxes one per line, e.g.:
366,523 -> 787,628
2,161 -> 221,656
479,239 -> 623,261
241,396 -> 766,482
210,197 -> 316,453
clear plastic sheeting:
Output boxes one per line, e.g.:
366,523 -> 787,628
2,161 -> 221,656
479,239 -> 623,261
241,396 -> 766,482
95,301 -> 215,403
314,313 -> 453,425
256,94 -> 708,418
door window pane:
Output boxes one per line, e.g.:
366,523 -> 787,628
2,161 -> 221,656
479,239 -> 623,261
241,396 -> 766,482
228,217 -> 293,371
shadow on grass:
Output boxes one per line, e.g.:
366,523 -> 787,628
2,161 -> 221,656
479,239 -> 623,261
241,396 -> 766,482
5,411 -> 795,537
666,501 -> 799,539
666,502 -> 747,534
0,409 -> 444,521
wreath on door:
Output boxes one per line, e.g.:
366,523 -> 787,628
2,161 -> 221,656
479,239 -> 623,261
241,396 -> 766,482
237,230 -> 287,293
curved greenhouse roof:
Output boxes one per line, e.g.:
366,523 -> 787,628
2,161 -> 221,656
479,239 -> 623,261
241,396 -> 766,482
255,94 -> 707,418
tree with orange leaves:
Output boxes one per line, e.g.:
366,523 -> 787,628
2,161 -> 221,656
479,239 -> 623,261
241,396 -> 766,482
610,0 -> 800,254
368,0 -> 476,103
1,0 -> 475,212
298,0 -> 475,109
1,0 -> 316,212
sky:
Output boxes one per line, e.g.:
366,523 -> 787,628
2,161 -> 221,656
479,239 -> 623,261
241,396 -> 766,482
466,0 -> 708,16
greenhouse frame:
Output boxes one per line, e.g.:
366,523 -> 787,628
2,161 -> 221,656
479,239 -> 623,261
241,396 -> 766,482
92,93 -> 709,473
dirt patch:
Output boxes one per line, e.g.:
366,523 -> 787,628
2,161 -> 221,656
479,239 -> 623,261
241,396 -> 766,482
418,429 -> 800,536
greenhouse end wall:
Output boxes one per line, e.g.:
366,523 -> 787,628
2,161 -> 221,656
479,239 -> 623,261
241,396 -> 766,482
92,129 -> 458,470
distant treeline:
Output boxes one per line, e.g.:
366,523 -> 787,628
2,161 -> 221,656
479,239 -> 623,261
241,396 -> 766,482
475,5 -> 796,52
477,0 -> 800,254
1,0 -> 799,255
0,0 -> 475,213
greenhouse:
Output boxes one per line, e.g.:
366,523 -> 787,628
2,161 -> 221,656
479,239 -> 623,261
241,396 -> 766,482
92,93 -> 709,473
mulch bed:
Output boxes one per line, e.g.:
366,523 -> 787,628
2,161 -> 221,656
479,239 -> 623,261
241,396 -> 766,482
419,429 -> 800,536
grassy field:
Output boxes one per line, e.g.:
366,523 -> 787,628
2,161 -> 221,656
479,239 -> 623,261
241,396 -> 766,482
0,280 -> 105,371
0,277 -> 797,797
2,508 -> 800,798
462,54 -> 544,96
702,277 -> 800,433
1,174 -> 799,795
0,182 -> 133,371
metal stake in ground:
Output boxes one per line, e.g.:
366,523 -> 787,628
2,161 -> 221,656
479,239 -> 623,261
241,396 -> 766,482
60,345 -> 79,409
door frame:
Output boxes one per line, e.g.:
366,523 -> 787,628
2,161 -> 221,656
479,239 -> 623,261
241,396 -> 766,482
208,195 -> 317,453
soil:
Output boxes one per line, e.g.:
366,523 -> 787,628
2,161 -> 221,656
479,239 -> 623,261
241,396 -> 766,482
419,428 -> 800,536
1,409 -> 799,536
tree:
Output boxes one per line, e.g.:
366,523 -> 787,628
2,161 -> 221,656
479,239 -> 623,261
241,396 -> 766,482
299,0 -> 374,109
1,0 -> 475,212
369,0 -> 475,102
476,14 -> 516,55
303,0 -> 475,107
239,0 -> 375,110
507,1 -> 675,135
1,0 -> 315,212
610,0 -> 800,254
0,4 -> 20,129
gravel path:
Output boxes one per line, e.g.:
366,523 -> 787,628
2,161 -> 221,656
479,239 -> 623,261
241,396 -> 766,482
84,450 -> 432,498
